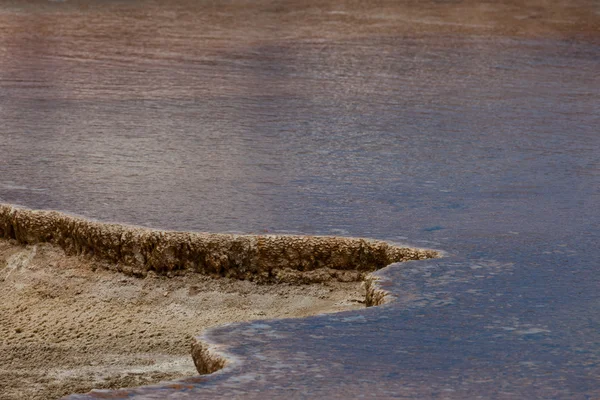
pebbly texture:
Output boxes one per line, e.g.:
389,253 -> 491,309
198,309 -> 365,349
0,204 -> 438,284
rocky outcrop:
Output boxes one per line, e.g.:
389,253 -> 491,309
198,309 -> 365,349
0,204 -> 438,283
364,275 -> 391,307
191,340 -> 227,375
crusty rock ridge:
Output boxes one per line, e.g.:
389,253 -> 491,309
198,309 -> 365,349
0,204 -> 437,283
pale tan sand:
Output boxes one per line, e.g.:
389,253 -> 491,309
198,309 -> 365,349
0,239 -> 366,400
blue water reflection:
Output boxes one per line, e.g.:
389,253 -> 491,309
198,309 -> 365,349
0,0 -> 598,398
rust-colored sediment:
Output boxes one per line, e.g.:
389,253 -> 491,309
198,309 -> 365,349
0,204 -> 438,285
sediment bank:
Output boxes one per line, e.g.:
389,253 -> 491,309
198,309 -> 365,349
0,204 -> 437,284
0,204 -> 438,399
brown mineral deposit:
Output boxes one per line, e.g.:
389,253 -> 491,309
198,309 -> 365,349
0,205 -> 437,399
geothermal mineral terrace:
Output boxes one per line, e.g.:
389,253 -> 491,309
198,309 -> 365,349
0,204 -> 437,399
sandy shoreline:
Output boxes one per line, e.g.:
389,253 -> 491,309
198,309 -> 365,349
0,205 -> 437,399
0,239 -> 367,399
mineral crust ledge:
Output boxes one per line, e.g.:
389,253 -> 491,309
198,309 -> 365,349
0,204 -> 439,381
0,204 -> 438,284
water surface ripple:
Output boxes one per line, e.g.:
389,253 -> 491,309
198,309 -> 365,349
1,0 -> 599,398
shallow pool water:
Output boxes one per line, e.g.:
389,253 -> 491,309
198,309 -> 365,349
1,0 -> 599,398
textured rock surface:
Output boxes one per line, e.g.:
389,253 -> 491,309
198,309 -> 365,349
0,204 -> 438,284
191,340 -> 227,376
